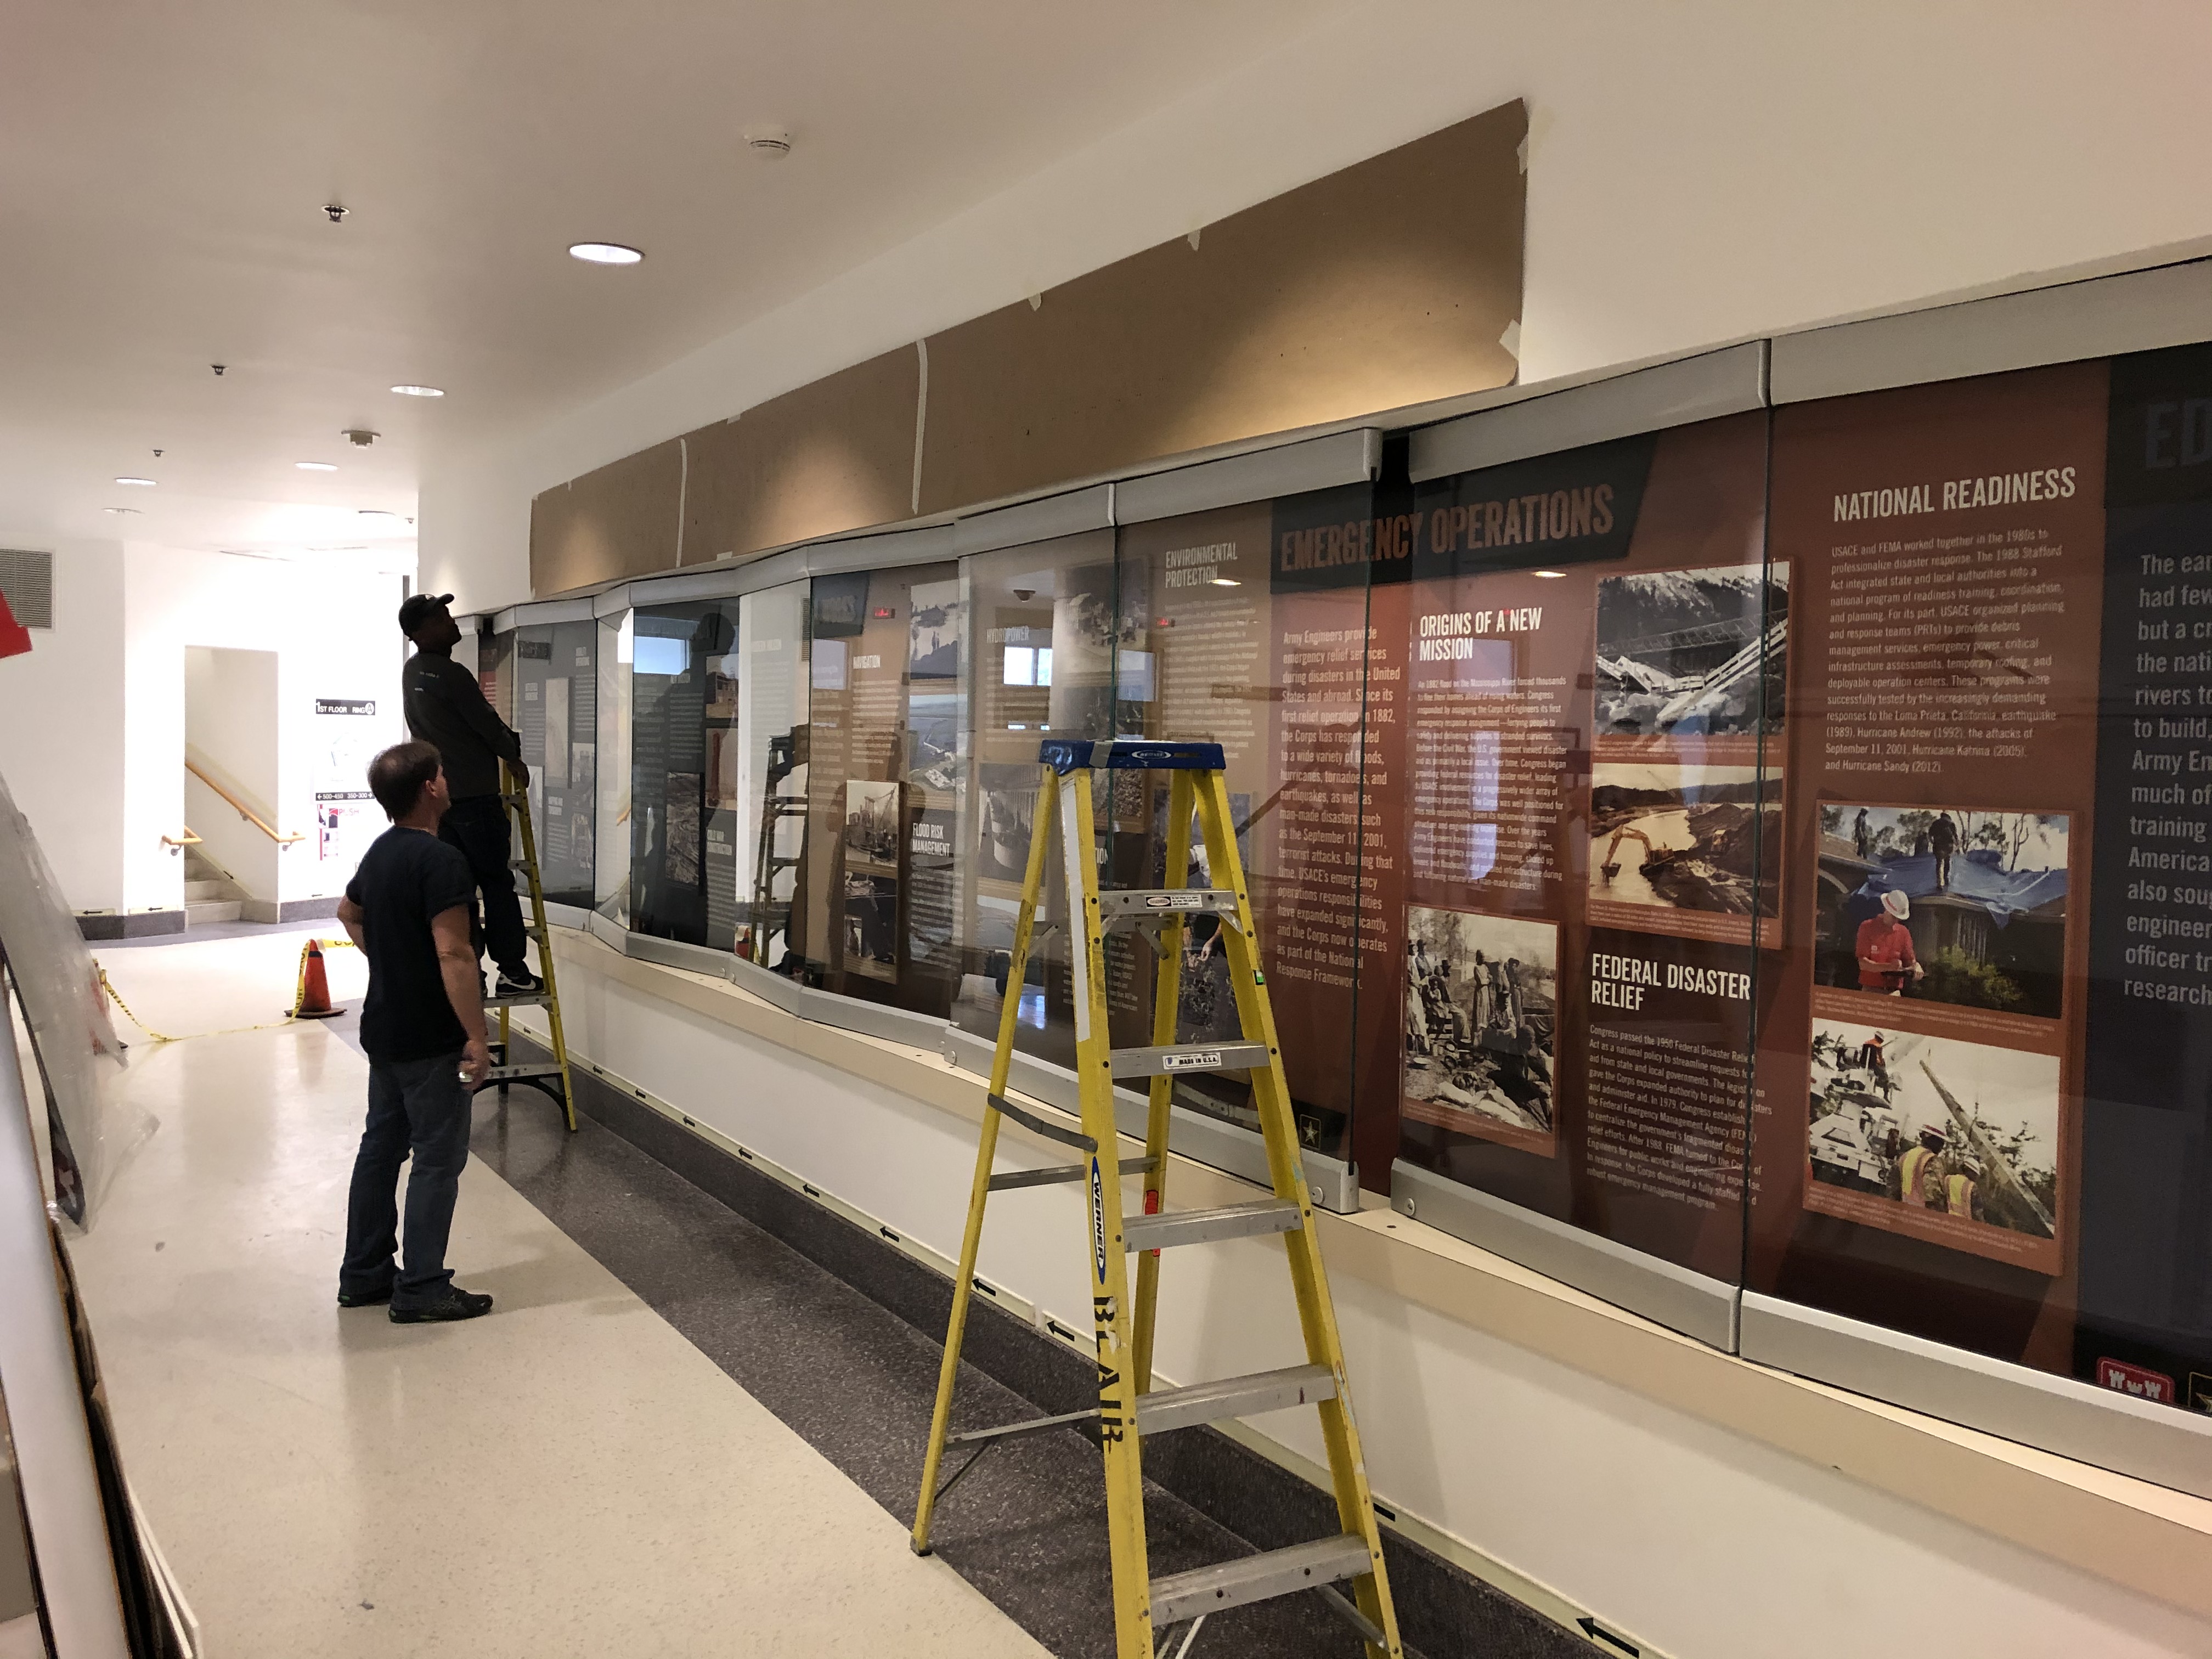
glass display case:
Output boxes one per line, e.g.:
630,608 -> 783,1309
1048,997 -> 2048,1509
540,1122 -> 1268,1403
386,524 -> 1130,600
510,618 -> 597,910
594,608 -> 633,930
485,271 -> 2212,1486
950,529 -> 1119,1064
1111,487 -> 1378,1164
732,580 -> 811,971
786,560 -> 968,1011
628,599 -> 742,949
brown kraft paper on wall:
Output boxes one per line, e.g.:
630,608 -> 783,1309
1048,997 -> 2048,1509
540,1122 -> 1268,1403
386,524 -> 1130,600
681,345 -> 922,565
529,440 -> 684,596
917,101 -> 1526,516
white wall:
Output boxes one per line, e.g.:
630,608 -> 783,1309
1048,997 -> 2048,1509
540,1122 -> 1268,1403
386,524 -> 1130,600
0,539 -> 126,913
122,548 -> 409,913
0,544 -> 410,922
420,0 -> 2212,611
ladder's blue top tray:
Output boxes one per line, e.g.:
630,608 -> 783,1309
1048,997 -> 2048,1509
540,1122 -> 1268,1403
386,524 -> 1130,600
1039,738 -> 1227,774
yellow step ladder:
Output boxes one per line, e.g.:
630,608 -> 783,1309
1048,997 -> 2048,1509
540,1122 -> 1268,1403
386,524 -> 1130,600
485,761 -> 577,1131
912,738 -> 1402,1658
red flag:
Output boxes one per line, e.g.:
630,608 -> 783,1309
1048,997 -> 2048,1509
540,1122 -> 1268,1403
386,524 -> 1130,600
0,590 -> 29,659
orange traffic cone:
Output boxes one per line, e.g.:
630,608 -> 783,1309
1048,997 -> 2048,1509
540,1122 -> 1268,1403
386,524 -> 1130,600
293,939 -> 345,1020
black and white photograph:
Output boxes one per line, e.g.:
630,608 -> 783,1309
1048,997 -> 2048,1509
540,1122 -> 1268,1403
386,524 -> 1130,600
1807,1018 -> 2059,1245
843,778 -> 901,872
1594,563 -> 1788,739
1401,906 -> 1557,1144
1589,763 -> 1780,918
1816,806 -> 2068,1018
909,577 -> 963,680
977,762 -> 1040,883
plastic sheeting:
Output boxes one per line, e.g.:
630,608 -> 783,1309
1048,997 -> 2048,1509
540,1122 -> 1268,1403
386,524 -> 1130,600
0,766 -> 142,1224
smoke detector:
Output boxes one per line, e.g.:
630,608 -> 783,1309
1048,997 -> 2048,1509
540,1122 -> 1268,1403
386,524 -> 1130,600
743,126 -> 792,161
342,428 -> 379,447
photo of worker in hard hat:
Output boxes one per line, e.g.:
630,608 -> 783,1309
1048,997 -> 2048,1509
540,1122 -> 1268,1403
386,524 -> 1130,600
1807,1018 -> 2059,1246
1816,805 -> 2068,1019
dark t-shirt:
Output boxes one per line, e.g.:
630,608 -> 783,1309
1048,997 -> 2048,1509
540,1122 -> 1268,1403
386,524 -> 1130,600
346,826 -> 476,1063
402,651 -> 521,800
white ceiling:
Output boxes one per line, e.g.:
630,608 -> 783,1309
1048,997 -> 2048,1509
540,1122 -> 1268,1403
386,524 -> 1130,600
0,0 -> 1352,557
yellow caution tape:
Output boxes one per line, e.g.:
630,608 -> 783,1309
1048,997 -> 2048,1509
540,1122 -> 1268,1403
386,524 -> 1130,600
99,936 -> 358,1045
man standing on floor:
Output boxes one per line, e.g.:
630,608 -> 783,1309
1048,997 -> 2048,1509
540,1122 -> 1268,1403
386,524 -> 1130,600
335,741 -> 495,1323
397,593 -> 543,997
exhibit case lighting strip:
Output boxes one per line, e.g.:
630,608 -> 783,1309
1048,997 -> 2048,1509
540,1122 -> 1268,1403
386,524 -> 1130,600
465,250 -> 2212,1502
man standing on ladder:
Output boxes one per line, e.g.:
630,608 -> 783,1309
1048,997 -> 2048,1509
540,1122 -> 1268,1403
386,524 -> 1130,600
397,594 -> 543,998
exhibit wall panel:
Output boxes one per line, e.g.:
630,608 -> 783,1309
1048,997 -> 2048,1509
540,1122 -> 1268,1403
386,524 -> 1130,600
1745,340 -> 2212,1491
1383,414 -> 1772,1327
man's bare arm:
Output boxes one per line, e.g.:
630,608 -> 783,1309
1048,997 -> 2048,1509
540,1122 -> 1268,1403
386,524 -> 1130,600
431,905 -> 490,1082
337,896 -> 366,952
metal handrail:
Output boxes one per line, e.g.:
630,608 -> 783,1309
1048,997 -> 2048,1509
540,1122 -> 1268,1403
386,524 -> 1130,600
184,761 -> 306,845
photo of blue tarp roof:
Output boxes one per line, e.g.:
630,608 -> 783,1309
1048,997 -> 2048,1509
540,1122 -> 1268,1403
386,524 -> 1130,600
1845,847 -> 2068,930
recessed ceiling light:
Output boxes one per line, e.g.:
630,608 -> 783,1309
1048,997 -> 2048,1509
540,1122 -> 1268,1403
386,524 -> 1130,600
104,506 -> 140,515
296,461 -> 338,472
1534,569 -> 1566,579
115,476 -> 156,487
568,242 -> 643,266
390,385 -> 444,398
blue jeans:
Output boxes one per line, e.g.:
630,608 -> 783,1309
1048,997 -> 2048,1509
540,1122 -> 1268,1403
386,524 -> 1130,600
340,1052 -> 472,1308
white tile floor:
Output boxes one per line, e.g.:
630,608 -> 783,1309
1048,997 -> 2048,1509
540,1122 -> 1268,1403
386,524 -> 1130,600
67,932 -> 1048,1658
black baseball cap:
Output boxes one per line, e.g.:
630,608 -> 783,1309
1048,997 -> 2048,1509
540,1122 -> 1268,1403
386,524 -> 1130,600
397,592 -> 455,635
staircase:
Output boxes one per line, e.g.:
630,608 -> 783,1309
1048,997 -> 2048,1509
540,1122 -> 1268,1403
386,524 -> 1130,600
183,846 -> 247,927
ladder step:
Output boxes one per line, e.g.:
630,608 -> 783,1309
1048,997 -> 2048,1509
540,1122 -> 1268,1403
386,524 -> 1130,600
1135,1362 -> 1336,1436
484,991 -> 554,1009
1149,1535 -> 1374,1628
1096,889 -> 1240,923
1109,1042 -> 1270,1079
1123,1200 -> 1300,1253
946,1406 -> 1098,1447
990,1155 -> 1155,1193
483,1063 -> 563,1082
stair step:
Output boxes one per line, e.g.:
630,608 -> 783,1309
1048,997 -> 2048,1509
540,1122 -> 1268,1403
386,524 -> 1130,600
1108,1041 -> 1269,1079
1096,889 -> 1240,923
1135,1362 -> 1336,1437
185,900 -> 241,925
1149,1534 -> 1374,1627
1122,1199 -> 1300,1254
183,879 -> 230,901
